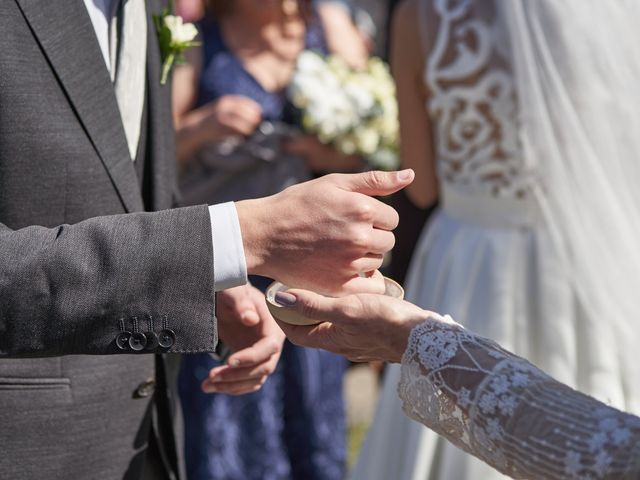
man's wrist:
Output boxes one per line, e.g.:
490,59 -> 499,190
235,198 -> 269,277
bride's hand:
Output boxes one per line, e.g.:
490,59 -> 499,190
272,289 -> 436,363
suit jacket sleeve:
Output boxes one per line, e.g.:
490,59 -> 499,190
0,205 -> 217,356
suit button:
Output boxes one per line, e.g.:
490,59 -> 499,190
129,332 -> 147,351
144,331 -> 159,350
116,332 -> 132,350
158,329 -> 176,348
134,378 -> 156,398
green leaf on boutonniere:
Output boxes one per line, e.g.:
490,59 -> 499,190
153,1 -> 200,85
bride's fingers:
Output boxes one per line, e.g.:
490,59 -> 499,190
276,321 -> 339,352
274,289 -> 344,323
277,320 -> 385,362
276,287 -> 374,323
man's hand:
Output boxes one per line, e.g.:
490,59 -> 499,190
203,284 -> 285,395
272,289 -> 439,363
236,170 -> 415,296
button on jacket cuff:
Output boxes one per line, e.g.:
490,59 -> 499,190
208,202 -> 248,291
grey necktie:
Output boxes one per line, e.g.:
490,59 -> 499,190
111,0 -> 147,160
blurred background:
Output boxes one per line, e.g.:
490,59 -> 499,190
172,1 -> 415,479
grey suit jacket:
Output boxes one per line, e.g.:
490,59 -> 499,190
0,1 -> 217,478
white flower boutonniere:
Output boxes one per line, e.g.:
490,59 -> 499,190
153,2 -> 199,85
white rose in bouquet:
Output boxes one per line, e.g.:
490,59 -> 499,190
337,135 -> 358,155
288,51 -> 400,170
343,82 -> 376,117
290,54 -> 340,104
353,126 -> 380,156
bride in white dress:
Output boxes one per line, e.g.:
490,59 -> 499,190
353,1 -> 640,479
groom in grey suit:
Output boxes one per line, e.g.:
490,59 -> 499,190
0,0 -> 412,479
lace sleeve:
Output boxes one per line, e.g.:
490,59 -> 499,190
398,315 -> 640,479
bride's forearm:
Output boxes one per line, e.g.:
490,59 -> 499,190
398,320 -> 640,479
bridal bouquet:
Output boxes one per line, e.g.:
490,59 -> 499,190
288,51 -> 399,170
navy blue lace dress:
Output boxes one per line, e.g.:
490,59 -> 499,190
178,17 -> 348,480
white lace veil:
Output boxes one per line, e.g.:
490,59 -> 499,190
501,0 -> 640,411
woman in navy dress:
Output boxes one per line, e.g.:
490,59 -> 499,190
172,1 -> 368,479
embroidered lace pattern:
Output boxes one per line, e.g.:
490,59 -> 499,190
399,316 -> 640,479
425,0 -> 535,197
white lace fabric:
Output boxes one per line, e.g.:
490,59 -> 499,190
399,316 -> 640,479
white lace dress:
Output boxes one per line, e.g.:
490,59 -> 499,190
352,1 -> 640,479
398,315 -> 640,479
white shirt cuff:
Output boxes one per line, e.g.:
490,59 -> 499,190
208,203 -> 248,291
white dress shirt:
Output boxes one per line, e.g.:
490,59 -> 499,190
84,0 -> 248,291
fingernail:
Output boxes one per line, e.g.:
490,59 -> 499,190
202,383 -> 218,393
275,291 -> 297,307
229,359 -> 240,368
398,169 -> 413,181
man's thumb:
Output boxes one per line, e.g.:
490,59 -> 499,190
339,169 -> 415,196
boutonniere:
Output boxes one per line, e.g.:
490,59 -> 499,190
153,1 -> 199,85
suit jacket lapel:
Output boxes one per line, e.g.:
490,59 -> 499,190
146,0 -> 178,212
15,0 -> 144,213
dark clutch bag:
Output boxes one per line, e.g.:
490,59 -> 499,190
179,121 -> 311,206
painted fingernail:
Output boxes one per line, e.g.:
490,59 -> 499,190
275,292 -> 297,307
